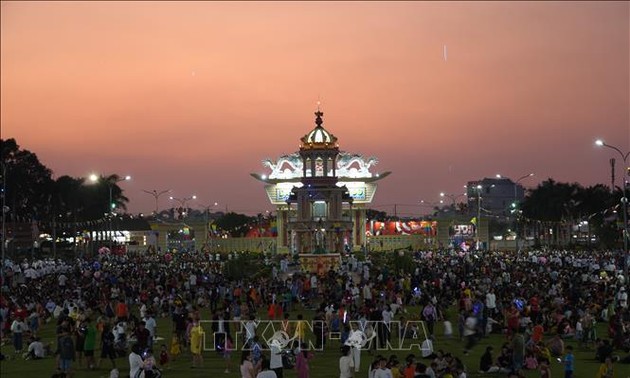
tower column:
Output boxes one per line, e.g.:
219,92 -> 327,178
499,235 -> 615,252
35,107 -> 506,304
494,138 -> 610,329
354,207 -> 367,252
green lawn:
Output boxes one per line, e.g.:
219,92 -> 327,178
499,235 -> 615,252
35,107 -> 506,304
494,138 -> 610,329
1,306 -> 612,378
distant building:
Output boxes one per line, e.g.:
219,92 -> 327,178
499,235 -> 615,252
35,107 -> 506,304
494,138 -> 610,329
466,177 -> 526,217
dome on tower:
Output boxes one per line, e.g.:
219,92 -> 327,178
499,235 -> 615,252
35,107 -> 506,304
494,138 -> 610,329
300,110 -> 338,150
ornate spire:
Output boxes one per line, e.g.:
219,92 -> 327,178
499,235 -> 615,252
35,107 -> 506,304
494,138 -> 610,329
314,109 -> 323,127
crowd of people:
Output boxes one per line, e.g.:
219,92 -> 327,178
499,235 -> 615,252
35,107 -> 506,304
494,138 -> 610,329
0,247 -> 629,378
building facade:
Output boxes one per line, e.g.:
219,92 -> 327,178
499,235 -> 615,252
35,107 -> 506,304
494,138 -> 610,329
252,109 -> 389,254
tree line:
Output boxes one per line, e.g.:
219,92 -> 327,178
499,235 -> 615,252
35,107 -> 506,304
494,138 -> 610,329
1,138 -> 627,248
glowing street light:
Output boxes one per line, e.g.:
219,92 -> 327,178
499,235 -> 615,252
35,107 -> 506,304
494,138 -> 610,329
170,195 -> 197,219
496,173 -> 534,250
439,192 -> 467,206
595,138 -> 629,279
142,189 -> 171,215
89,174 -> 131,249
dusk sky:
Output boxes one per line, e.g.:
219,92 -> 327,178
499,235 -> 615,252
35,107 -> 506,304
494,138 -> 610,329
2,1 -> 629,216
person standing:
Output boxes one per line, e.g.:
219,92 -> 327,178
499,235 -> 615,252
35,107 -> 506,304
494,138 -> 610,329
240,350 -> 255,378
98,323 -> 116,370
295,342 -> 314,378
462,311 -> 478,355
422,302 -> 437,339
339,345 -> 355,378
10,315 -> 26,355
563,345 -> 574,378
83,318 -> 97,370
129,343 -> 145,378
269,339 -> 284,378
135,321 -> 151,350
539,359 -> 551,378
189,319 -> 204,368
59,332 -> 75,377
144,312 -> 157,349
595,356 -> 615,378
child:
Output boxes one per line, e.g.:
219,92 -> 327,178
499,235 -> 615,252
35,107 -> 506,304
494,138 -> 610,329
143,349 -> 160,378
539,359 -> 551,378
169,333 -> 181,362
563,345 -> 574,378
159,344 -> 169,369
524,351 -> 538,370
443,316 -> 453,339
223,335 -> 233,373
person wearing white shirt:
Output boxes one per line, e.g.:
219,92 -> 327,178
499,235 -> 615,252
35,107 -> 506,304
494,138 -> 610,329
381,305 -> 393,347
139,303 -> 147,320
244,316 -> 258,346
269,341 -> 284,378
617,287 -> 628,308
143,313 -> 157,347
339,345 -> 355,378
363,283 -> 372,303
256,359 -> 278,378
485,289 -> 496,315
26,336 -> 45,359
128,344 -> 145,378
58,274 -> 67,288
372,357 -> 392,378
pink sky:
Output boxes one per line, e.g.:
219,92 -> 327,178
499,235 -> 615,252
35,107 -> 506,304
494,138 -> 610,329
1,1 -> 629,216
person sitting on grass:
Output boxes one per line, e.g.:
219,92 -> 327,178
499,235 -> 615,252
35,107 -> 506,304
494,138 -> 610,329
24,336 -> 45,360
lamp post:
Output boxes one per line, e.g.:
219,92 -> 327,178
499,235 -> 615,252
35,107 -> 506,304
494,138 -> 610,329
439,192 -> 467,208
169,195 -> 197,219
475,185 -> 482,250
199,202 -> 219,247
595,139 -> 629,280
90,174 -> 131,250
497,173 -> 535,250
142,189 -> 171,216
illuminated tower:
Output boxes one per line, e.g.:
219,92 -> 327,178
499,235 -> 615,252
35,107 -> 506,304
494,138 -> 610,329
285,109 -> 354,254
251,108 -> 390,255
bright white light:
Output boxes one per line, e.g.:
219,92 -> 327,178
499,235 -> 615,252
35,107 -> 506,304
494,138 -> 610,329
496,174 -> 502,178
261,174 -> 267,180
124,175 -> 131,181
440,192 -> 445,197
192,195 -> 197,200
476,185 -> 482,189
595,139 -> 604,146
89,174 -> 98,182
169,196 -> 174,200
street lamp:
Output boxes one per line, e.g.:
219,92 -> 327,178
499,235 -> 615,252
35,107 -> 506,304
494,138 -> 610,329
497,173 -> 535,250
439,192 -> 467,206
595,139 -> 629,280
169,195 -> 197,219
142,189 -> 171,215
199,202 -> 219,246
475,185 -> 482,250
90,174 -> 131,249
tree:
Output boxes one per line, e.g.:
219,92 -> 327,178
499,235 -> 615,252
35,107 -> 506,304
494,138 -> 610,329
215,212 -> 255,237
366,208 -> 388,221
522,179 -> 622,248
521,179 -> 581,246
1,138 -> 54,222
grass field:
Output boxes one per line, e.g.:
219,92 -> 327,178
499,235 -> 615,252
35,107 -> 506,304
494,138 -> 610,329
1,305 -> 617,378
